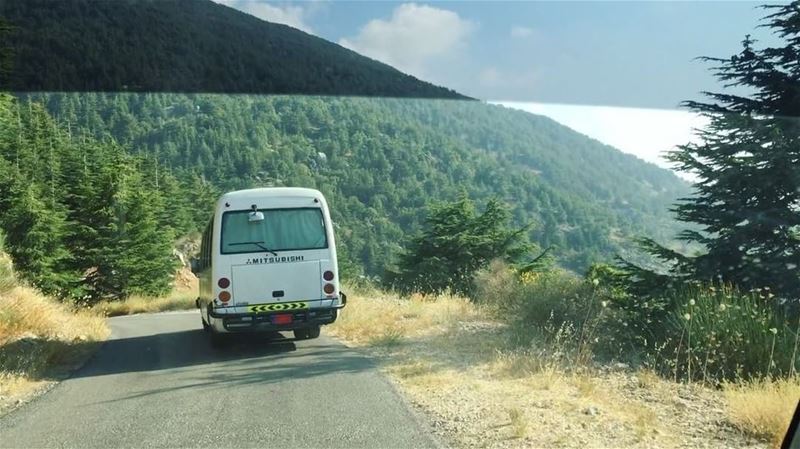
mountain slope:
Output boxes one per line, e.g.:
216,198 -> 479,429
2,0 -> 690,275
0,0 -> 466,98
29,92 -> 690,273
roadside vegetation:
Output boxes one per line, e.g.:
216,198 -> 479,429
93,267 -> 198,317
345,5 -> 799,447
330,276 -> 797,448
0,248 -> 108,413
0,234 -> 196,413
94,291 -> 196,317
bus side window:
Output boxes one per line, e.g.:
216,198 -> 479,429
200,220 -> 211,271
206,220 -> 213,269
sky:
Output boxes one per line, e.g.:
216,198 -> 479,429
212,0 -> 777,173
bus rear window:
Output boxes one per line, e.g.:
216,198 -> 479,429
221,208 -> 328,254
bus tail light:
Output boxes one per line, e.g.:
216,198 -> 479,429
218,291 -> 231,302
218,277 -> 230,289
323,284 -> 335,295
323,270 -> 335,281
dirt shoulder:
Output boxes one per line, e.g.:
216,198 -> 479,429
327,291 -> 771,449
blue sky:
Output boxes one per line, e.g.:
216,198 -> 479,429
213,1 -> 778,173
216,0 -> 776,107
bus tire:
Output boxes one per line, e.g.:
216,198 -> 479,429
294,325 -> 320,340
209,330 -> 226,347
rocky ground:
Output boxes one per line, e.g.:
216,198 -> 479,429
327,296 -> 768,449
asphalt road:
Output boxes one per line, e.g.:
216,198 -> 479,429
0,311 -> 439,448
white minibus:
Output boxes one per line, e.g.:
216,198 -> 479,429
193,187 -> 346,343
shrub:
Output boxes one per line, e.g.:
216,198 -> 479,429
474,260 -> 522,312
478,264 -> 619,362
385,197 -> 531,297
0,252 -> 14,295
0,232 -> 15,294
479,261 -> 800,382
657,285 -> 798,382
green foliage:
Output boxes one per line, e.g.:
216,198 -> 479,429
0,182 -> 76,296
656,285 -> 798,382
26,93 -> 689,277
77,162 -> 177,300
0,94 -> 185,302
386,196 -> 531,297
111,182 -> 177,298
585,263 -> 627,291
622,4 -> 800,304
509,270 -> 596,332
482,262 -> 798,382
517,246 -> 555,275
0,230 -> 15,294
477,265 -> 616,363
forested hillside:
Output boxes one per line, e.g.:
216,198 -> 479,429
0,0 -> 465,98
23,93 -> 690,275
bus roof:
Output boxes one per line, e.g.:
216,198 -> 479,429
219,187 -> 323,202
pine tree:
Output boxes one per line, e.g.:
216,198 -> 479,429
114,175 -> 177,298
620,3 -> 800,302
73,147 -> 177,301
0,181 -> 76,296
387,196 -> 532,297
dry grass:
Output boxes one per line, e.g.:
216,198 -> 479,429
724,377 -> 800,448
93,267 -> 198,317
94,291 -> 196,317
0,286 -> 109,412
507,407 -> 528,439
329,286 -> 478,347
0,255 -> 195,413
635,369 -> 661,390
327,286 -> 777,449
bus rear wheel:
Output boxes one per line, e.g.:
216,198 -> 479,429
294,326 -> 320,340
209,330 -> 226,347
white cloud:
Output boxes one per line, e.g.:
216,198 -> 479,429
214,1 -> 314,34
338,3 -> 474,78
496,101 -> 710,180
510,26 -> 533,38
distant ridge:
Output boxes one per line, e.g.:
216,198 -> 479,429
0,0 -> 470,98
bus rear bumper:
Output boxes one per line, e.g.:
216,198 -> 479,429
208,297 -> 345,334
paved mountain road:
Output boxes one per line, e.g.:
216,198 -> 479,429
0,311 -> 439,448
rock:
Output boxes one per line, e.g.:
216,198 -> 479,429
583,406 -> 599,416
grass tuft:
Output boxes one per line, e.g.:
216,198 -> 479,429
724,377 -> 800,448
507,407 -> 528,439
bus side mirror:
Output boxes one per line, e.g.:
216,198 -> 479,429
249,211 -> 265,222
190,258 -> 200,274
